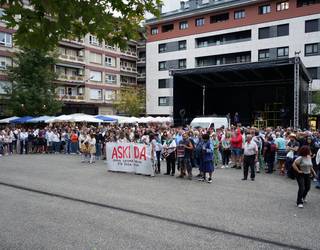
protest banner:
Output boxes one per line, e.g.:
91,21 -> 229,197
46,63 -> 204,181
106,142 -> 154,176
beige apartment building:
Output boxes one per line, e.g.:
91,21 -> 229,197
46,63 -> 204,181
0,7 -> 146,116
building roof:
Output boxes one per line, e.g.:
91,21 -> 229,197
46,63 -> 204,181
146,0 -> 263,25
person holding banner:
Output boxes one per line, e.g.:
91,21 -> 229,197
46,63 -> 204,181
177,132 -> 194,180
163,133 -> 176,176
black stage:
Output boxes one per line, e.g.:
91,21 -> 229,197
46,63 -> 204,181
172,58 -> 311,128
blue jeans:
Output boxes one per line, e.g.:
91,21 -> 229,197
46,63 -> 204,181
316,169 -> 320,188
71,142 -> 78,153
65,140 -> 71,154
53,142 -> 60,153
96,143 -> 101,158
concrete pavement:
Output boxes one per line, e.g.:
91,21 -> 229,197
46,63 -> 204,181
0,154 -> 319,249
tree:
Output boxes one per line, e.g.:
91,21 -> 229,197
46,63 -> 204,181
6,48 -> 62,116
113,86 -> 145,116
0,0 -> 162,51
311,91 -> 320,115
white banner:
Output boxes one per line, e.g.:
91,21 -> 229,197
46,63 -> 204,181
106,142 -> 154,176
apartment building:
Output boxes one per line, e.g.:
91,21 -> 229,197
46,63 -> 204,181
0,8 -> 142,116
145,0 -> 320,116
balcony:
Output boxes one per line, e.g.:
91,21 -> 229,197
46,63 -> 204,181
137,73 -> 146,79
58,95 -> 85,102
121,50 -> 137,57
57,74 -> 85,83
137,57 -> 146,64
59,54 -> 84,63
120,66 -> 137,73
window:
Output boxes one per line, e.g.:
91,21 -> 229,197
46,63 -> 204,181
158,79 -> 172,88
158,97 -> 172,106
90,71 -> 102,82
277,24 -> 289,36
178,59 -> 186,69
195,18 -> 205,27
66,87 -> 77,96
277,47 -> 289,57
307,67 -> 319,79
0,56 -> 12,69
89,52 -> 102,64
106,74 -> 117,84
105,90 -> 115,101
162,24 -> 174,33
178,40 -> 187,50
0,8 -> 6,18
276,1 -> 289,11
258,49 -> 270,60
0,32 -> 12,47
234,10 -> 245,19
210,13 -> 229,23
158,44 -> 167,53
297,0 -> 320,7
258,27 -> 270,39
105,56 -> 116,67
159,61 -> 167,71
305,43 -> 319,56
179,21 -> 188,30
90,89 -> 102,100
151,27 -> 158,35
259,4 -> 271,14
0,81 -> 10,94
89,35 -> 100,46
305,19 -> 320,33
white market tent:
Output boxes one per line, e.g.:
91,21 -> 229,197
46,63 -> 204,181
118,116 -> 140,124
45,115 -> 75,123
69,113 -> 102,123
28,116 -> 55,123
0,116 -> 20,124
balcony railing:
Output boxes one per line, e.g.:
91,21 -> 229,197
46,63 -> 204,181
120,66 -> 137,73
57,74 -> 84,82
58,95 -> 85,101
137,58 -> 146,63
137,73 -> 146,78
59,54 -> 84,63
121,50 -> 137,57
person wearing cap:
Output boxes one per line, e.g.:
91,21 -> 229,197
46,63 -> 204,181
242,134 -> 258,181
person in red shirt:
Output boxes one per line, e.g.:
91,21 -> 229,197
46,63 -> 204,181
231,128 -> 243,169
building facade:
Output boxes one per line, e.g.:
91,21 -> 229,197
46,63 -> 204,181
0,7 -> 145,116
145,0 -> 320,116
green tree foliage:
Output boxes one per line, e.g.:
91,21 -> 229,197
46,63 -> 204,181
113,86 -> 145,116
6,48 -> 62,116
0,0 -> 162,51
311,91 -> 320,115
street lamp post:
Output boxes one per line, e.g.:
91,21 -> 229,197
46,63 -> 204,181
202,84 -> 206,116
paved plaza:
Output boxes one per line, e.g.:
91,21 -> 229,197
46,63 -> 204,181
0,154 -> 319,250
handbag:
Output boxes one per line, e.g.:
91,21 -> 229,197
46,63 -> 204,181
286,150 -> 294,159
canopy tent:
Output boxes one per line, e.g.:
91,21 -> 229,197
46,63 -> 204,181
46,115 -> 75,123
95,115 -> 117,122
28,116 -> 55,123
118,116 -> 140,124
11,116 -> 34,124
0,116 -> 20,124
69,113 -> 102,123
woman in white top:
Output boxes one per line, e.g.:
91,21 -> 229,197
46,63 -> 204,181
89,134 -> 96,164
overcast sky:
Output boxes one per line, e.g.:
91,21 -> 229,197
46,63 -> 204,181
145,0 -> 181,19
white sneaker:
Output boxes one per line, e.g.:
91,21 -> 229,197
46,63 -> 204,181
225,164 -> 229,168
303,198 -> 307,203
221,165 -> 225,169
298,204 -> 304,208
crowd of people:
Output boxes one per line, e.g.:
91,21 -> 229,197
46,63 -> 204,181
0,123 -> 319,208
